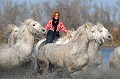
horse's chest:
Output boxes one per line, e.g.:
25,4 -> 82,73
47,52 -> 64,67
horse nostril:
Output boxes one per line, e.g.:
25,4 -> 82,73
42,29 -> 46,35
42,29 -> 45,32
108,36 -> 112,39
100,39 -> 104,45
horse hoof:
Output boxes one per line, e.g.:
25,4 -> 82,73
37,69 -> 43,75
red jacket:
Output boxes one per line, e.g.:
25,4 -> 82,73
45,20 -> 68,33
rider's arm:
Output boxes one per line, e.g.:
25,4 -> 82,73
59,22 -> 68,33
45,20 -> 52,30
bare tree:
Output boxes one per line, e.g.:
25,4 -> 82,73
0,0 -> 119,44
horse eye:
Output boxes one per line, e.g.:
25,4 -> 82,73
33,24 -> 35,26
100,30 -> 102,32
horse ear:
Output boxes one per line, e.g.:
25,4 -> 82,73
24,19 -> 34,26
71,28 -> 74,32
96,22 -> 104,28
85,24 -> 89,29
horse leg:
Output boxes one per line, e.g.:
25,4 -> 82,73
66,67 -> 72,77
43,59 -> 49,75
37,58 -> 49,75
37,60 -> 43,75
49,63 -> 56,73
60,67 -> 71,78
31,53 -> 38,73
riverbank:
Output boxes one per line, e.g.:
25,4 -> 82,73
100,46 -> 117,50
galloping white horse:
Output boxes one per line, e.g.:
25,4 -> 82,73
0,19 -> 46,69
109,46 -> 120,69
36,22 -> 104,77
34,22 -> 112,72
85,22 -> 113,69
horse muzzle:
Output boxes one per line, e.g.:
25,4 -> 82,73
97,38 -> 104,46
107,35 -> 113,41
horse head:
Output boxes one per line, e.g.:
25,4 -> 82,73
96,22 -> 113,41
84,22 -> 104,45
24,19 -> 46,35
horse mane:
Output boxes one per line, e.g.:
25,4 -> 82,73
61,29 -> 75,40
5,24 -> 18,37
23,19 -> 34,26
15,19 -> 35,40
6,24 -> 18,32
71,22 -> 94,42
19,19 -> 35,33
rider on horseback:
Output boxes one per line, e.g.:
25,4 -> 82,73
45,10 -> 68,44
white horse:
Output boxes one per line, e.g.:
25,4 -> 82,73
109,46 -> 120,69
79,22 -> 113,79
0,19 -> 46,69
36,22 -> 104,77
35,22 -> 112,71
85,22 -> 113,69
6,24 -> 20,47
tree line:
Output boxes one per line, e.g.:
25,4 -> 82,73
0,0 -> 120,45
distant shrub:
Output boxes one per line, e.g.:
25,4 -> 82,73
0,30 -> 7,44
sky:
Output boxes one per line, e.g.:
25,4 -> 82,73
13,0 -> 118,6
94,0 -> 118,6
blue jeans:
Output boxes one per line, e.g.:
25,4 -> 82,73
45,30 -> 60,44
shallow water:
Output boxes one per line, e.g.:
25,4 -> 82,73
99,46 -> 117,70
0,46 -> 119,79
99,46 -> 117,62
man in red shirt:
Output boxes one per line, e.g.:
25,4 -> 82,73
45,10 -> 68,44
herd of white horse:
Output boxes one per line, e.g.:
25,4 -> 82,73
0,19 -> 120,77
